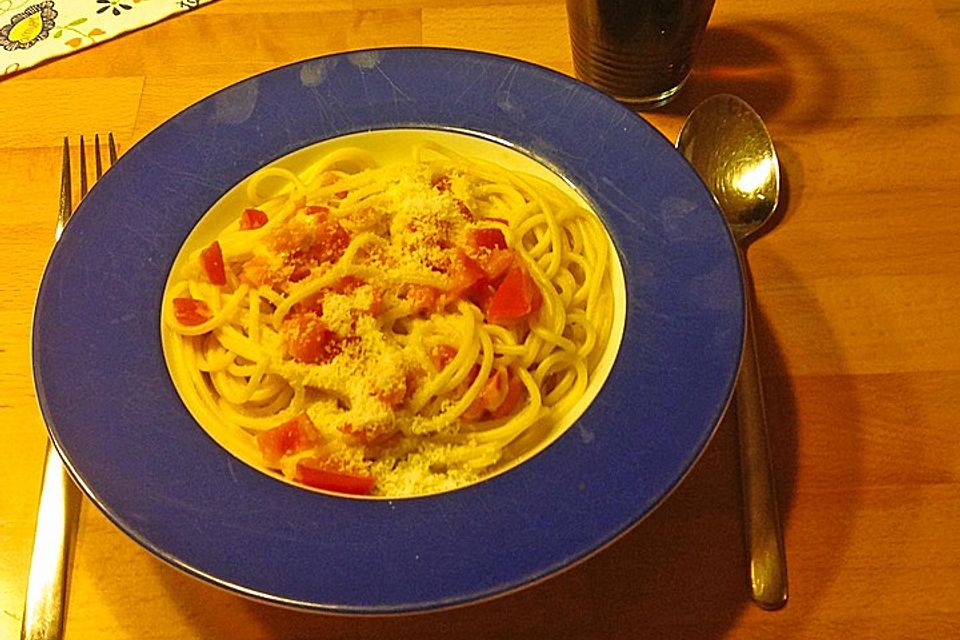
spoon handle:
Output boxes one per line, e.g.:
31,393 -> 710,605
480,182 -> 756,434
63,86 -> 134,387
736,296 -> 788,610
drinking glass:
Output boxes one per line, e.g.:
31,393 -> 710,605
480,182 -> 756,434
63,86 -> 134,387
566,0 -> 716,109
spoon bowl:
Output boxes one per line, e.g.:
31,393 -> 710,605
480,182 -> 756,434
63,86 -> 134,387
677,94 -> 780,242
676,94 -> 788,611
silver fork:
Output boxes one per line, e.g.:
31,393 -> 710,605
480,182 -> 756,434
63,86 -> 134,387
21,133 -> 118,640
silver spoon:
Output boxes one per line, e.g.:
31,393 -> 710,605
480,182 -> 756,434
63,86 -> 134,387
676,93 -> 787,610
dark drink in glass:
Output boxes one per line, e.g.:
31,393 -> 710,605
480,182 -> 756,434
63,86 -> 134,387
566,0 -> 716,109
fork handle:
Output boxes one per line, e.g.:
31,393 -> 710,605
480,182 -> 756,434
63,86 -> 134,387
20,442 -> 82,640
737,298 -> 788,610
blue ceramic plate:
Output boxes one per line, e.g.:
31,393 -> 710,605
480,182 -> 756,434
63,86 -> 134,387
33,47 -> 743,613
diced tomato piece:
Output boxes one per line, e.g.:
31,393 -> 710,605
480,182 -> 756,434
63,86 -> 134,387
330,276 -> 381,315
268,218 -> 314,254
365,287 -> 383,316
344,206 -> 379,230
240,255 -> 278,288
284,314 -> 341,364
455,200 -> 474,221
462,368 -> 509,421
470,228 -> 507,250
200,241 -> 227,285
305,205 -> 330,216
473,282 -> 498,316
334,190 -> 349,200
405,284 -> 441,314
288,260 -> 312,283
490,373 -> 526,419
461,401 -> 484,422
374,375 -> 408,407
318,172 -> 340,187
478,248 -> 515,282
448,250 -> 487,298
430,344 -> 457,371
296,457 -> 375,495
484,368 -> 510,407
256,414 -> 320,467
240,208 -> 268,230
291,291 -> 325,315
334,275 -> 365,293
338,423 -> 399,446
307,219 -> 350,264
486,264 -> 543,324
172,297 -> 212,326
447,247 -> 520,313
453,363 -> 481,399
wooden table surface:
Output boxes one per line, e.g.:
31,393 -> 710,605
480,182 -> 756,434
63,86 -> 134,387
2,0 -> 959,638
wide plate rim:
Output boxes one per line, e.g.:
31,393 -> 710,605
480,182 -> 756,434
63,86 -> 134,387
32,46 -> 744,614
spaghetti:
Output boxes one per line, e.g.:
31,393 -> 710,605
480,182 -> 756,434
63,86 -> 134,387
162,141 -> 615,497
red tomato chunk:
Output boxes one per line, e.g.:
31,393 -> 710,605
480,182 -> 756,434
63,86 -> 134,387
296,457 -> 375,495
469,227 -> 507,250
200,241 -> 227,285
240,208 -> 268,230
284,314 -> 341,365
486,265 -> 543,324
478,248 -> 514,282
447,251 -> 488,299
430,344 -> 458,371
490,374 -> 526,419
307,219 -> 351,264
256,414 -> 320,467
405,284 -> 441,315
172,298 -> 212,326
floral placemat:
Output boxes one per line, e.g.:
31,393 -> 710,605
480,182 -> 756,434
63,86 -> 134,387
1,0 -> 215,77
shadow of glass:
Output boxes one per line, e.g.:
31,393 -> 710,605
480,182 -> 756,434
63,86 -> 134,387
657,13 -> 955,132
659,25 -> 795,119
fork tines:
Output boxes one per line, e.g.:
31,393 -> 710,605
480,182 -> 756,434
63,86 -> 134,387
73,132 -> 118,200
58,133 -> 118,238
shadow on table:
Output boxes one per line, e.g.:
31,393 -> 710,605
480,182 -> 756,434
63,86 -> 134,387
659,14 -> 954,129
660,25 -> 799,121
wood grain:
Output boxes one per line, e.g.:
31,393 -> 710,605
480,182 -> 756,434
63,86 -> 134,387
1,0 -> 958,638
